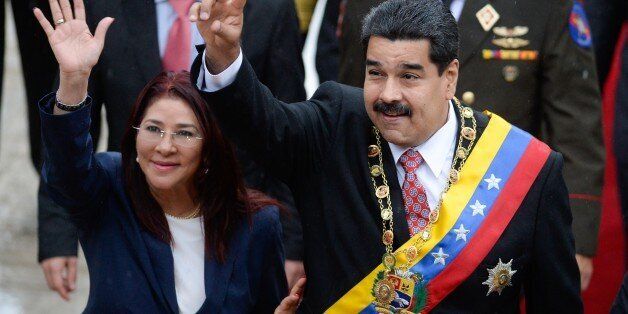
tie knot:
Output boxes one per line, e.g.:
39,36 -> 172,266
169,0 -> 196,17
399,149 -> 423,173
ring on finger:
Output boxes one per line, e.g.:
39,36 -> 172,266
55,18 -> 65,25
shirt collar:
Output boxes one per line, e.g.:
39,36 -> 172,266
389,100 -> 458,177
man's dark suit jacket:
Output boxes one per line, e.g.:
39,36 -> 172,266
38,0 -> 306,261
191,54 -> 582,313
39,94 -> 287,313
337,0 -> 604,257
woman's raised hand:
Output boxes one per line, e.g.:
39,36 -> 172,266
33,0 -> 113,78
190,0 -> 246,73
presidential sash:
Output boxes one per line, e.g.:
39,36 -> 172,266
326,113 -> 551,313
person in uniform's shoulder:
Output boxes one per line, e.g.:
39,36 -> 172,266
191,0 -> 583,312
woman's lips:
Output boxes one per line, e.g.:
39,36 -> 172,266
151,161 -> 179,172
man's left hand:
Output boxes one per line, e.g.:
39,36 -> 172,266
575,254 -> 593,291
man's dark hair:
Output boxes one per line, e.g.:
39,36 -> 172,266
361,0 -> 459,75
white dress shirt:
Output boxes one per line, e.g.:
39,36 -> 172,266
166,215 -> 206,314
388,102 -> 457,210
155,0 -> 204,65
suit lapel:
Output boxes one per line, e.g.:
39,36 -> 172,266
109,182 -> 175,312
121,0 -> 162,81
141,230 -> 179,313
457,0 -> 495,66
198,222 -> 246,311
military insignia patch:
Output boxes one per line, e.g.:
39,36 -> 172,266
493,26 -> 529,37
502,65 -> 519,82
569,1 -> 592,48
475,4 -> 500,32
492,37 -> 530,49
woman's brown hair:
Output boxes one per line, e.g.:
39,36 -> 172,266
120,71 -> 279,262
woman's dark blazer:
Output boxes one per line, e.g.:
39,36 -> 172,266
39,93 -> 288,313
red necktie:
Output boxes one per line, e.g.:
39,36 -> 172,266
399,149 -> 431,236
162,0 -> 195,72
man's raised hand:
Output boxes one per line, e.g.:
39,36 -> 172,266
190,0 -> 246,73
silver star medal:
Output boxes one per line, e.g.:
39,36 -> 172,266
482,258 -> 517,296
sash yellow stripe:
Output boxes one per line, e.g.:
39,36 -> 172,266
326,113 -> 512,313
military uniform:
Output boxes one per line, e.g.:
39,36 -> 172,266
338,0 -> 605,256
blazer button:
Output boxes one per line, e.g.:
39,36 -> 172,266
462,91 -> 475,105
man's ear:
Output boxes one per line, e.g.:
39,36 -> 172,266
445,59 -> 459,100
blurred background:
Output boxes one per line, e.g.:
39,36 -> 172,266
0,0 -> 626,313
0,2 -> 89,312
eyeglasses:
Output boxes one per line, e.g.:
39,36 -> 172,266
133,124 -> 203,148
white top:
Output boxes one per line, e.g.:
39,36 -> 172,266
166,215 -> 206,314
155,0 -> 205,65
388,101 -> 457,209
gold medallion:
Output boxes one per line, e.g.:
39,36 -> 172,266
376,185 -> 390,199
449,169 -> 460,184
382,230 -> 394,245
370,165 -> 383,177
373,278 -> 396,304
421,230 -> 431,241
381,208 -> 393,221
405,245 -> 418,261
368,145 -> 381,157
456,147 -> 468,159
429,209 -> 440,223
382,253 -> 396,269
475,4 -> 500,32
462,106 -> 474,119
462,127 -> 476,140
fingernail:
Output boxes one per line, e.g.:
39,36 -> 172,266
200,12 -> 209,20
190,15 -> 197,21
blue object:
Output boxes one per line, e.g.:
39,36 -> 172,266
569,1 -> 592,48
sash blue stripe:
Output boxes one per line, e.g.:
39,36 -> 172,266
412,126 -> 531,282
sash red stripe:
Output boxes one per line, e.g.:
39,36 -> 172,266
423,139 -> 551,312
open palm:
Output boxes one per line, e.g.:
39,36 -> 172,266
190,0 -> 246,72
34,0 -> 113,76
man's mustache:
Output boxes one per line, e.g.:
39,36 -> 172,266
373,101 -> 411,116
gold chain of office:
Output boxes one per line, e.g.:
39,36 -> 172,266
366,97 -> 477,273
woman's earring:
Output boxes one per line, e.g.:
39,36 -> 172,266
203,168 -> 209,175
136,157 -> 140,163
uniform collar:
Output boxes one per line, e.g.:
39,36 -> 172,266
388,100 -> 458,178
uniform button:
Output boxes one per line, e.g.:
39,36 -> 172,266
462,91 -> 475,105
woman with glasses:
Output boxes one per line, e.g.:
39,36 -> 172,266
33,0 -> 304,312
